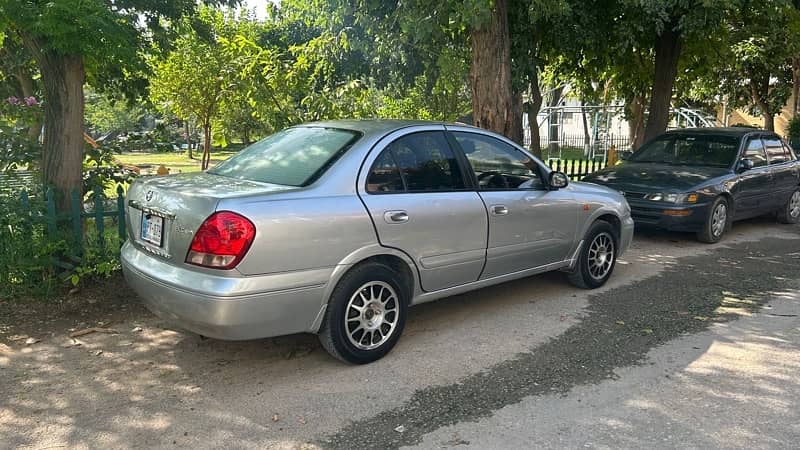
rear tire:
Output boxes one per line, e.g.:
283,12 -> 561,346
777,189 -> 800,224
697,196 -> 729,243
318,262 -> 408,364
568,221 -> 618,289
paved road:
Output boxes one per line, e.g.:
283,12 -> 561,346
1,219 -> 799,449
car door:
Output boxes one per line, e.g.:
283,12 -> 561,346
734,136 -> 773,217
763,136 -> 800,207
448,130 -> 578,279
359,129 -> 488,292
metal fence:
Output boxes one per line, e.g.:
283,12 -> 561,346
538,133 -> 631,161
545,159 -> 608,181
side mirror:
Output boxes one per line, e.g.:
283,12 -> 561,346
737,158 -> 755,173
618,151 -> 632,161
549,171 -> 569,190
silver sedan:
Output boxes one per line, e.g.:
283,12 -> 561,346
121,120 -> 634,363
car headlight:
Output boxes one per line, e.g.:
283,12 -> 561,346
644,193 -> 699,203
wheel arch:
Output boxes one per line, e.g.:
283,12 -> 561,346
310,245 -> 420,333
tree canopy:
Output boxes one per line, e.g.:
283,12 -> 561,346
3,0 -> 800,206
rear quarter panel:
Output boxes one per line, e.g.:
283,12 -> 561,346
219,192 -> 378,276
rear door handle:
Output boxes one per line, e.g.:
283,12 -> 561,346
490,204 -> 508,216
384,210 -> 409,223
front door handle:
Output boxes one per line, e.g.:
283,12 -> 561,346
384,210 -> 409,223
490,204 -> 509,216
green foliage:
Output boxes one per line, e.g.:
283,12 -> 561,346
0,94 -> 41,172
84,89 -> 147,136
787,116 -> 800,145
0,192 -> 65,299
686,0 -> 800,122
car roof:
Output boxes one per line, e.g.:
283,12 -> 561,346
296,119 -> 479,139
661,127 -> 774,138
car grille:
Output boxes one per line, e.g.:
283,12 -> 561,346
620,190 -> 647,200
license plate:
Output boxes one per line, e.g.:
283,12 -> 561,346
140,214 -> 164,247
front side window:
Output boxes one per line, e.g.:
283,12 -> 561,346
764,137 -> 790,164
367,131 -> 465,193
743,138 -> 768,167
452,132 -> 544,190
630,134 -> 739,167
209,127 -> 360,186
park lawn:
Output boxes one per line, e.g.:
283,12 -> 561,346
115,150 -> 239,175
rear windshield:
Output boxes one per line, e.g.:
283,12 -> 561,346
209,127 -> 360,186
629,134 -> 740,167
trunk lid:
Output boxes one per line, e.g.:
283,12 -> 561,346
126,172 -> 294,266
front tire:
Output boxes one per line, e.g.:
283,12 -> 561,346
697,196 -> 729,243
568,220 -> 618,289
318,262 -> 408,364
777,189 -> 800,224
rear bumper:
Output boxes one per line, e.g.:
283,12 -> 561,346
121,241 -> 331,340
627,200 -> 711,232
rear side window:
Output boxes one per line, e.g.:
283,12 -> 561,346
764,137 -> 790,164
743,138 -> 768,167
209,127 -> 360,186
784,143 -> 797,160
367,150 -> 404,193
366,132 -> 465,193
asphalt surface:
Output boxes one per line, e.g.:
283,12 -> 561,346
1,218 -> 799,449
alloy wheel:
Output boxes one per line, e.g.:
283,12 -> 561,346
588,232 -> 615,280
790,191 -> 800,218
345,281 -> 399,350
711,203 -> 727,237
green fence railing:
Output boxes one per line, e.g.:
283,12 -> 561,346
18,184 -> 127,254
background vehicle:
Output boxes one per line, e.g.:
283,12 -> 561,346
122,120 -> 633,364
584,128 -> 800,243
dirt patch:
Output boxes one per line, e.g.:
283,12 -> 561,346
0,273 -> 149,344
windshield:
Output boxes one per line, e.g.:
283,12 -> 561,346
209,127 -> 360,186
629,134 -> 740,167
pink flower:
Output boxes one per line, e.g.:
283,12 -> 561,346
24,96 -> 37,106
7,96 -> 20,105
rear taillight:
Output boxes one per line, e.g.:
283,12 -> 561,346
186,211 -> 255,269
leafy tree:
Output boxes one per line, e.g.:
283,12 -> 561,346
84,89 -> 146,136
720,0 -> 800,131
150,7 -> 239,169
0,0 -> 235,210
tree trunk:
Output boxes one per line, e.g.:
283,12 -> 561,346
763,112 -> 775,131
628,94 -> 646,150
470,0 -> 514,138
202,120 -> 212,170
509,91 -> 524,145
644,24 -> 681,142
242,128 -> 251,146
751,78 -> 775,131
581,99 -> 591,157
526,74 -> 544,159
23,36 -> 85,212
185,120 -> 194,159
793,56 -> 800,118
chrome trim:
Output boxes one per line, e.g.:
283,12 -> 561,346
128,200 -> 177,220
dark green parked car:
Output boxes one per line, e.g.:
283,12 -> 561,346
583,128 -> 800,243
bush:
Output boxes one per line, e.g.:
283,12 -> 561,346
787,116 -> 800,149
0,189 -> 124,301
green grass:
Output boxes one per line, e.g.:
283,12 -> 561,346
114,150 -> 239,175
